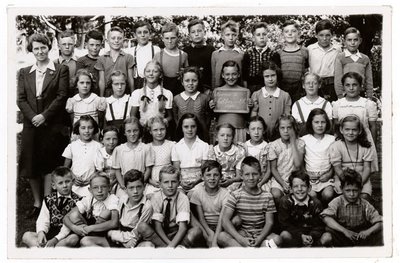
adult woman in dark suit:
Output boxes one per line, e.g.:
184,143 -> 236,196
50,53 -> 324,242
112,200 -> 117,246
17,33 -> 69,218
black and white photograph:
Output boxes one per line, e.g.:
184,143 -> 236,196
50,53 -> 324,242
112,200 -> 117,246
5,3 -> 395,261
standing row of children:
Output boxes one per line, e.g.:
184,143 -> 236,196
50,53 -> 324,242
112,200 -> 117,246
21,16 -> 382,248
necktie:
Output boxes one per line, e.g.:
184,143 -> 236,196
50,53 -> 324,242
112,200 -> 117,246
58,196 -> 66,210
163,198 -> 172,232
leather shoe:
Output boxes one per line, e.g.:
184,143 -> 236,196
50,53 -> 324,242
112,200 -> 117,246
25,206 -> 41,219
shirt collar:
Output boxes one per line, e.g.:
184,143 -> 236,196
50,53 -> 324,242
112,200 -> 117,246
292,195 -> 310,206
105,50 -> 126,56
57,192 -> 72,199
301,96 -> 325,105
177,136 -> 201,145
29,60 -> 56,73
72,93 -> 96,103
58,55 -> 78,64
145,85 -> 162,94
76,139 -> 93,146
122,142 -> 144,152
191,43 -> 206,48
342,195 -> 362,206
161,190 -> 178,203
93,194 -> 110,205
106,94 -> 130,104
136,42 -> 152,50
214,144 -> 237,157
310,42 -> 337,52
344,49 -> 362,58
218,46 -> 242,53
124,195 -> 147,209
180,91 -> 200,101
262,87 -> 280,98
254,46 -> 268,53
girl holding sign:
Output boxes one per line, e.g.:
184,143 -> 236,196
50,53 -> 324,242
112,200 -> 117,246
209,60 -> 253,143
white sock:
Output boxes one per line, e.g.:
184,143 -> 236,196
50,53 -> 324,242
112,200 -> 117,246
267,239 -> 278,248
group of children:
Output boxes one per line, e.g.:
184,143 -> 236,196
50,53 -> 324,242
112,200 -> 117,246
21,17 -> 383,249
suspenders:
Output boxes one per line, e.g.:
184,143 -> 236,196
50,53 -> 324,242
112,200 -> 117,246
134,44 -> 155,68
109,99 -> 129,121
296,99 -> 329,123
160,49 -> 182,72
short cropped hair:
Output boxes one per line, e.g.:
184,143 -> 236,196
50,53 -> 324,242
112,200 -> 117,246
27,33 -> 52,52
282,19 -> 300,30
221,20 -> 239,33
201,160 -> 222,175
252,22 -> 268,33
315,19 -> 334,34
86,30 -> 104,42
341,169 -> 362,189
51,166 -> 72,180
188,18 -> 205,31
58,29 -> 75,41
124,169 -> 144,186
344,27 -> 361,38
288,170 -> 310,188
90,172 -> 111,186
134,20 -> 153,33
161,22 -> 178,36
159,165 -> 180,182
241,156 -> 261,173
107,26 -> 124,37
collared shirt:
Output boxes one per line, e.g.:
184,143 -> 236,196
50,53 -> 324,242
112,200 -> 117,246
133,42 -> 160,78
66,93 -> 106,124
105,94 -> 132,121
207,144 -> 246,180
308,42 -> 340,77
76,193 -> 119,218
261,87 -> 281,98
344,49 -> 363,62
56,55 -> 78,86
151,190 -> 190,227
292,96 -> 333,123
62,139 -> 103,183
293,195 -> 310,207
218,46 -> 243,53
180,91 -> 200,101
301,134 -> 335,174
29,60 -> 56,97
320,195 -> 382,230
171,136 -> 209,169
111,142 -> 155,175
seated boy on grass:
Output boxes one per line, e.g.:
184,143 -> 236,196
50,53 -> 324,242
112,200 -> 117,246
138,165 -> 203,248
278,171 -> 325,247
108,169 -> 154,247
63,173 -> 119,247
22,167 -> 81,248
320,169 -> 383,247
217,156 -> 282,248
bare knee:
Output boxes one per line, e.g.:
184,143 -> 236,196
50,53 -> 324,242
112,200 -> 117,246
217,231 -> 232,247
22,232 -> 36,247
187,226 -> 202,243
69,210 -> 85,225
321,187 -> 335,203
61,234 -> 80,247
137,222 -> 154,238
231,215 -> 242,228
136,241 -> 155,247
280,230 -> 293,242
271,188 -> 283,203
80,236 -> 93,247
268,233 -> 283,247
320,232 -> 332,247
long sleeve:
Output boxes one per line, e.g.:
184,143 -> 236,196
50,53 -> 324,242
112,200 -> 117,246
211,51 -> 217,89
17,68 -> 37,122
36,200 -> 50,234
54,224 -> 72,241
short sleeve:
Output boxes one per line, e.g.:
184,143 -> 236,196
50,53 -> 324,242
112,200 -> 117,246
328,141 -> 343,167
263,194 -> 277,213
268,141 -> 278,161
76,196 -> 90,214
235,145 -> 246,170
320,197 -> 341,218
139,200 -> 154,225
365,201 -> 383,225
324,101 -> 333,120
332,100 -> 339,119
94,149 -> 105,171
65,98 -> 75,113
366,99 -> 378,121
176,194 -> 190,223
106,194 -> 119,211
202,142 -> 209,160
150,192 -> 164,222
361,146 -> 374,162
164,89 -> 173,109
130,89 -> 142,107
171,144 -> 179,162
224,192 -> 237,212
145,144 -> 155,167
111,146 -> 121,169
94,56 -> 105,71
251,92 -> 260,113
126,54 -> 135,69
190,187 -> 202,206
96,97 -> 107,112
62,143 -> 73,160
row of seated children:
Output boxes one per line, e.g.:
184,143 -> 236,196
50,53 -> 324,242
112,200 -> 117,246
59,17 -> 374,105
22,157 -> 382,248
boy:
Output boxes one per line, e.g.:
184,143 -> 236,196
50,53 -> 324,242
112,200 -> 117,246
154,22 -> 189,96
278,171 -> 325,247
107,169 -> 154,247
132,21 -> 161,90
63,173 -> 119,247
76,30 -> 104,95
55,30 -> 79,96
211,20 -> 244,89
22,167 -> 81,248
217,156 -> 282,248
138,165 -> 203,248
334,27 -> 373,99
243,22 -> 280,94
320,169 -> 383,246
277,20 -> 309,103
95,26 -> 135,97
183,18 -> 215,91
190,160 -> 230,247
307,19 -> 340,102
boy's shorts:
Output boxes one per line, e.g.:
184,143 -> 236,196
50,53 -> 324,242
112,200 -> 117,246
284,230 -> 323,247
325,226 -> 383,247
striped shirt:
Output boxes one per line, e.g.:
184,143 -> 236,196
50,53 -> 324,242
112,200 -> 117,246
224,187 -> 276,234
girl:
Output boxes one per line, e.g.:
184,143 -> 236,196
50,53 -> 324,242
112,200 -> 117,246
329,115 -> 374,200
173,66 -> 211,142
105,70 -> 132,143
292,72 -> 333,136
62,115 -> 103,197
111,117 -> 154,199
172,113 -> 209,192
251,61 -> 292,141
243,116 -> 271,191
95,126 -> 119,192
145,116 -> 175,195
207,123 -> 246,190
332,72 -> 378,173
130,61 -> 173,128
268,115 -> 305,203
209,60 -> 252,143
301,108 -> 336,205
66,69 -> 106,126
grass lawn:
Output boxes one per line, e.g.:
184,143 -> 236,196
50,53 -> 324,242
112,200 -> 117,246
13,125 -> 384,247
